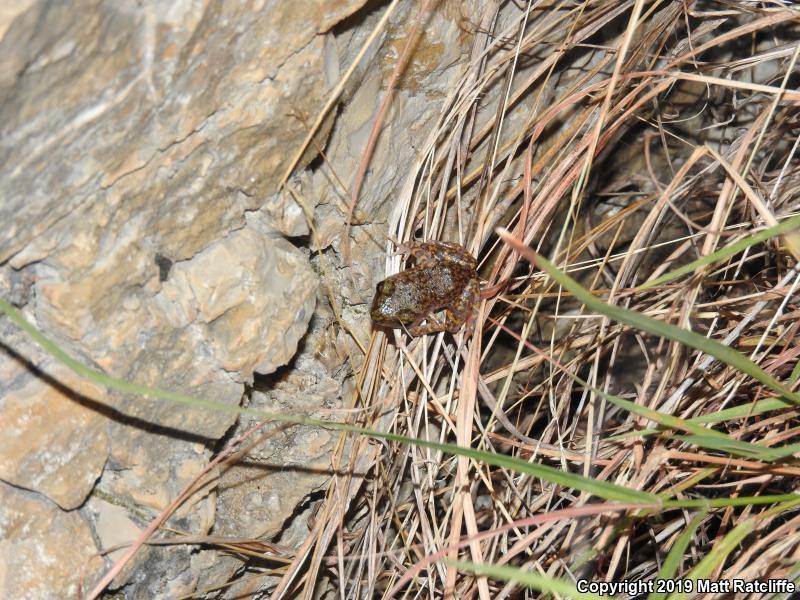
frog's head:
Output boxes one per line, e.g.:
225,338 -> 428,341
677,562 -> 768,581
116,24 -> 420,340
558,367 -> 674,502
371,279 -> 418,325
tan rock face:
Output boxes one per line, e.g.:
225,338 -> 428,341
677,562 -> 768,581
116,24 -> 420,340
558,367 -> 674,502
159,216 -> 317,377
0,362 -> 109,510
215,385 -> 338,540
0,0 -> 367,594
0,482 -> 104,599
0,0 -> 366,264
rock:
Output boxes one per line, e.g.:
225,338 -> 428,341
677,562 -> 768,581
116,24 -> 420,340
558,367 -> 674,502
0,481 -> 104,599
86,496 -> 144,564
0,0 -> 367,264
214,373 -> 339,539
158,214 -> 318,377
259,189 -> 312,239
0,331 -> 109,510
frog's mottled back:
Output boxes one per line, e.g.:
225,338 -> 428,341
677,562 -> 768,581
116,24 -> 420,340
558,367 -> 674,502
370,241 -> 480,336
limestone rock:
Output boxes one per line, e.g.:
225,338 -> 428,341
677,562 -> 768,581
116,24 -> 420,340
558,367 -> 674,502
158,215 -> 317,377
86,496 -> 144,564
0,0 -> 367,264
0,482 -> 104,599
215,377 -> 339,540
0,351 -> 108,510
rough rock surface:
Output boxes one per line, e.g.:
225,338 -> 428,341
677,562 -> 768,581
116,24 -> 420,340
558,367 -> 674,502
0,0 -> 482,596
0,358 -> 108,510
0,482 -> 104,599
158,214 -> 317,378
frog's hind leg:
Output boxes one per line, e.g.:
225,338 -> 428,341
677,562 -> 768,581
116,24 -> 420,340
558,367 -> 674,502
408,277 -> 480,337
395,240 -> 476,269
394,241 -> 439,269
437,304 -> 472,335
448,278 -> 480,336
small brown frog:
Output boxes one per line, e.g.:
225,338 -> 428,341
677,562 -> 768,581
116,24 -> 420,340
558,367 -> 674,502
371,241 -> 480,337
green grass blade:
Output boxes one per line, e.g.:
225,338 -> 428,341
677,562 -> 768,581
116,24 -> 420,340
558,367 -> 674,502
640,214 -> 800,289
453,560 -> 603,600
497,229 -> 800,404
671,435 -> 800,462
689,397 -> 794,424
661,494 -> 800,509
791,359 -> 800,384
587,386 -> 765,458
529,344 -> 769,459
0,297 -> 656,504
609,397 -> 794,451
648,511 -> 707,600
666,521 -> 753,600
750,441 -> 800,461
670,434 -> 772,459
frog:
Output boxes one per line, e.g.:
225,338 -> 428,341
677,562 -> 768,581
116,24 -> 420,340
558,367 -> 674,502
370,240 -> 480,337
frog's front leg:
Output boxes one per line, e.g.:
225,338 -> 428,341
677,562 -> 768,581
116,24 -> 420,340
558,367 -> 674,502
407,313 -> 448,337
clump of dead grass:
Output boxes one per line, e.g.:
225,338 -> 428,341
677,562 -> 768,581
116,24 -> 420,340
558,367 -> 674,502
278,2 -> 800,598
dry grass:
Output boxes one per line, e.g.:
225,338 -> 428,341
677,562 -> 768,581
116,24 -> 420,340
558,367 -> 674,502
278,1 -> 800,598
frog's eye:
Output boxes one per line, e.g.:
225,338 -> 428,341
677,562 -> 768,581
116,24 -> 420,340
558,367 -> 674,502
378,280 -> 395,296
396,309 -> 418,324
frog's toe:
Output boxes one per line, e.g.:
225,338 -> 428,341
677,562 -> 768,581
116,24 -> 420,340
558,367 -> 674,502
408,313 -> 448,336
440,310 -> 464,334
463,310 -> 477,337
393,241 -> 415,255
